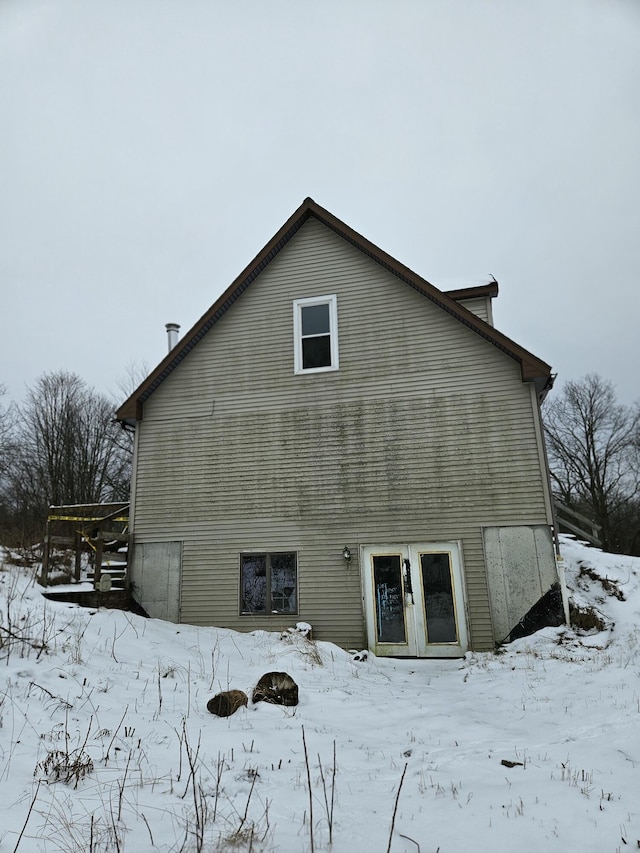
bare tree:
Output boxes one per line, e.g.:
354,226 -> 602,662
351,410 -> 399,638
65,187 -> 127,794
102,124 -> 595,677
112,358 -> 150,402
0,383 -> 15,477
9,371 -> 130,525
0,385 -> 18,539
543,374 -> 640,552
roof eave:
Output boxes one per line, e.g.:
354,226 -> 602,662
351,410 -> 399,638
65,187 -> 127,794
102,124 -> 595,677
115,199 -> 316,423
445,281 -> 499,301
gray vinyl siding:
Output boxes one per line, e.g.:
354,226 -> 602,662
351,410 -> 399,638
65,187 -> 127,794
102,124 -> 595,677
131,218 -> 550,651
450,295 -> 492,324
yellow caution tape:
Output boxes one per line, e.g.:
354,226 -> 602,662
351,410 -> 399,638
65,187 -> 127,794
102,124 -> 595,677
47,515 -> 129,522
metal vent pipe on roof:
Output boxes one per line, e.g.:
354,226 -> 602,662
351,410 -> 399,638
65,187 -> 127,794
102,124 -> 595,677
165,323 -> 181,352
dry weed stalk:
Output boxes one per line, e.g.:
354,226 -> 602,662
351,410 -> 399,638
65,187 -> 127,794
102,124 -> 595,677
36,714 -> 95,789
317,740 -> 337,844
104,705 -> 128,763
301,726 -> 315,853
386,762 -> 408,853
12,780 -> 41,853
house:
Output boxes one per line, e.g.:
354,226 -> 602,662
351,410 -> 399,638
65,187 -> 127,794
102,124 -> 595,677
116,198 -> 565,658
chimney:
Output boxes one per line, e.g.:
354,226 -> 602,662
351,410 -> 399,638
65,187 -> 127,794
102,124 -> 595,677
165,323 -> 180,352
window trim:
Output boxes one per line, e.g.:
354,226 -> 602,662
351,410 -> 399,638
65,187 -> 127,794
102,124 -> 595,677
239,551 -> 299,616
293,294 -> 339,374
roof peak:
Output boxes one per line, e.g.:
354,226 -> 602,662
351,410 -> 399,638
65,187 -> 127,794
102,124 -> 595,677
116,200 -> 551,423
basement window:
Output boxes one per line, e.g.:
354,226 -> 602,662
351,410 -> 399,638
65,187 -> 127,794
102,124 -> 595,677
293,295 -> 339,373
240,552 -> 298,615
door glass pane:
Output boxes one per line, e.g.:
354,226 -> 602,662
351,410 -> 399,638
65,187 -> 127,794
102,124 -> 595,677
420,552 -> 458,643
372,555 -> 406,643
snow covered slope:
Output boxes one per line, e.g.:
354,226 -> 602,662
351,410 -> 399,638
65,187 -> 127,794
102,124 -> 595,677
1,535 -> 638,852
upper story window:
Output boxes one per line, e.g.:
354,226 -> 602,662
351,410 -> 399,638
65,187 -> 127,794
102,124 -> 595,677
293,295 -> 339,374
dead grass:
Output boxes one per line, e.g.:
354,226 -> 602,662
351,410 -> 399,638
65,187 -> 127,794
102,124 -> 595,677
577,566 -> 625,600
568,603 -> 607,632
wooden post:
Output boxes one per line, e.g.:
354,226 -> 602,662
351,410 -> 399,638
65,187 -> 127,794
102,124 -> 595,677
41,520 -> 51,587
124,535 -> 131,590
74,532 -> 82,583
94,539 -> 103,588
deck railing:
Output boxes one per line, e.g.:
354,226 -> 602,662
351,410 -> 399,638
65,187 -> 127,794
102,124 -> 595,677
553,499 -> 601,547
40,502 -> 130,588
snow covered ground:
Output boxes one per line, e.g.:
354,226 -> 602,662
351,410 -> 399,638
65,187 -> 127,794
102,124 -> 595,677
1,535 -> 639,852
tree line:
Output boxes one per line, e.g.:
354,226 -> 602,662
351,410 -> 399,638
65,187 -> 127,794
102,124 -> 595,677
0,371 -> 132,546
0,369 -> 638,555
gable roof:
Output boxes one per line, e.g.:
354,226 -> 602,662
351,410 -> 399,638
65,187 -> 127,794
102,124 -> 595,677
116,198 -> 553,423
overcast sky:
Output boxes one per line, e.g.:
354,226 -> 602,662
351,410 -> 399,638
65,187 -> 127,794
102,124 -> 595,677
1,0 -> 639,407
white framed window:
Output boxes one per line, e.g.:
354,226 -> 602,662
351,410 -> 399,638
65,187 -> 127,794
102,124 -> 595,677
293,294 -> 339,374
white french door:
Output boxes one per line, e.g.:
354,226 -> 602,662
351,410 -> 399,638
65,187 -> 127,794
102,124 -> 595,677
361,543 -> 468,658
